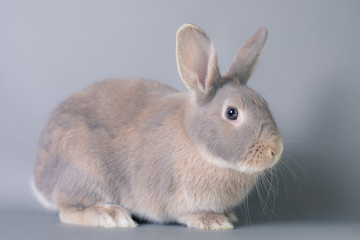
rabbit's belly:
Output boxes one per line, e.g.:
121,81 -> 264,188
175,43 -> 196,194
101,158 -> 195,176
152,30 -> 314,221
121,199 -> 174,223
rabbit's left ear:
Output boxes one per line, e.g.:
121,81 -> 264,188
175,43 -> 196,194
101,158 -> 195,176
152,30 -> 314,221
176,24 -> 220,100
226,27 -> 268,84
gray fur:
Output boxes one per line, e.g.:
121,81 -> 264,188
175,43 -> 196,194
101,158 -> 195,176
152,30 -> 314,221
226,27 -> 268,84
33,24 -> 283,230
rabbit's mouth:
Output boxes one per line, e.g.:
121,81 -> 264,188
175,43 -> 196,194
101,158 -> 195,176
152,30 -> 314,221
239,138 -> 284,173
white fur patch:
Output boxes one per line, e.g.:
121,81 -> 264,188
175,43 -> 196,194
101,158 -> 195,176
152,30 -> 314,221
30,177 -> 58,211
199,145 -> 259,173
97,214 -> 116,228
199,146 -> 236,170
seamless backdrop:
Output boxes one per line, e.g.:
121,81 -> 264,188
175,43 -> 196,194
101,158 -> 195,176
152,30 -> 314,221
1,0 -> 360,239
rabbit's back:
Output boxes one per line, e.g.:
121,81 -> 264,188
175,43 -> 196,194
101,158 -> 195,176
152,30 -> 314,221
34,78 -> 180,209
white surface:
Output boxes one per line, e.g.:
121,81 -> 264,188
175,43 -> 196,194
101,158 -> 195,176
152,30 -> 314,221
1,210 -> 359,240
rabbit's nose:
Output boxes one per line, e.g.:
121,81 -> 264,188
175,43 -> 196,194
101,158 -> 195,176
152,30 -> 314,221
266,148 -> 276,162
268,149 -> 275,159
268,138 -> 283,167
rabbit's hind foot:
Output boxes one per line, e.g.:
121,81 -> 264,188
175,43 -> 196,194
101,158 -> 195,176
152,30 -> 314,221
59,204 -> 138,228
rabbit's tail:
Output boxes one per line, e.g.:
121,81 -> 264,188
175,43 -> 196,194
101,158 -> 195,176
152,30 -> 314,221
30,176 -> 58,211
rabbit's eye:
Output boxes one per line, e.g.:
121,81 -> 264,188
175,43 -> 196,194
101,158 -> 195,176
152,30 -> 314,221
226,107 -> 238,120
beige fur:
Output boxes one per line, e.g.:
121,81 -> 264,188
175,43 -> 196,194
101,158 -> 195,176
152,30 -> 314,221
59,204 -> 137,228
33,24 -> 283,230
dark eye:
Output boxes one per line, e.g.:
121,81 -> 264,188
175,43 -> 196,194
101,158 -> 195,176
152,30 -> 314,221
226,107 -> 238,120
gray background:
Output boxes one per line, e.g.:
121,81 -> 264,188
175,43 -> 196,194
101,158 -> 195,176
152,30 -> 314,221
1,0 -> 360,239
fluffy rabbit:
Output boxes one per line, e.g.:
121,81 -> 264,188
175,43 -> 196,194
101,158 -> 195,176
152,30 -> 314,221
32,23 -> 283,230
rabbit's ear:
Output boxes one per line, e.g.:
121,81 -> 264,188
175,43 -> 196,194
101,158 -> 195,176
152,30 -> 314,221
176,24 -> 220,100
226,27 -> 268,84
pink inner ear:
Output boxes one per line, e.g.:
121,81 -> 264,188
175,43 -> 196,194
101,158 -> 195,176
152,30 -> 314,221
197,60 -> 208,90
189,38 -> 210,91
179,28 -> 213,92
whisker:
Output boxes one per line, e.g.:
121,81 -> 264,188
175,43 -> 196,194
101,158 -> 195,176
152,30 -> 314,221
254,169 -> 281,221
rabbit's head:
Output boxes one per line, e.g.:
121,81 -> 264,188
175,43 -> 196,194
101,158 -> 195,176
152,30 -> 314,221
177,24 -> 283,173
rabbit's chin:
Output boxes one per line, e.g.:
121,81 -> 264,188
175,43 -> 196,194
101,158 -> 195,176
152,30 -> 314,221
199,145 -> 272,174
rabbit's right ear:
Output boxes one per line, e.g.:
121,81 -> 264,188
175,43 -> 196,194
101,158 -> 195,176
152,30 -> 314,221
225,27 -> 268,84
176,24 -> 220,101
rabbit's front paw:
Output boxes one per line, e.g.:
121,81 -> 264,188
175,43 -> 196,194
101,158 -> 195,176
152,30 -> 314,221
179,213 -> 234,231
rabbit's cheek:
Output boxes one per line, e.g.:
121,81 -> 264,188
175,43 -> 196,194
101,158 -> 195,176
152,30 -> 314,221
199,145 -> 239,171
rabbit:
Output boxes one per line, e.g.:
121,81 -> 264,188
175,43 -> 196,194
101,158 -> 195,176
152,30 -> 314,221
32,23 -> 283,231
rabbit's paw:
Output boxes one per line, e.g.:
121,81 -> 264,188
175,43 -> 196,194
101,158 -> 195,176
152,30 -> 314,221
60,204 -> 138,228
179,213 -> 234,231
